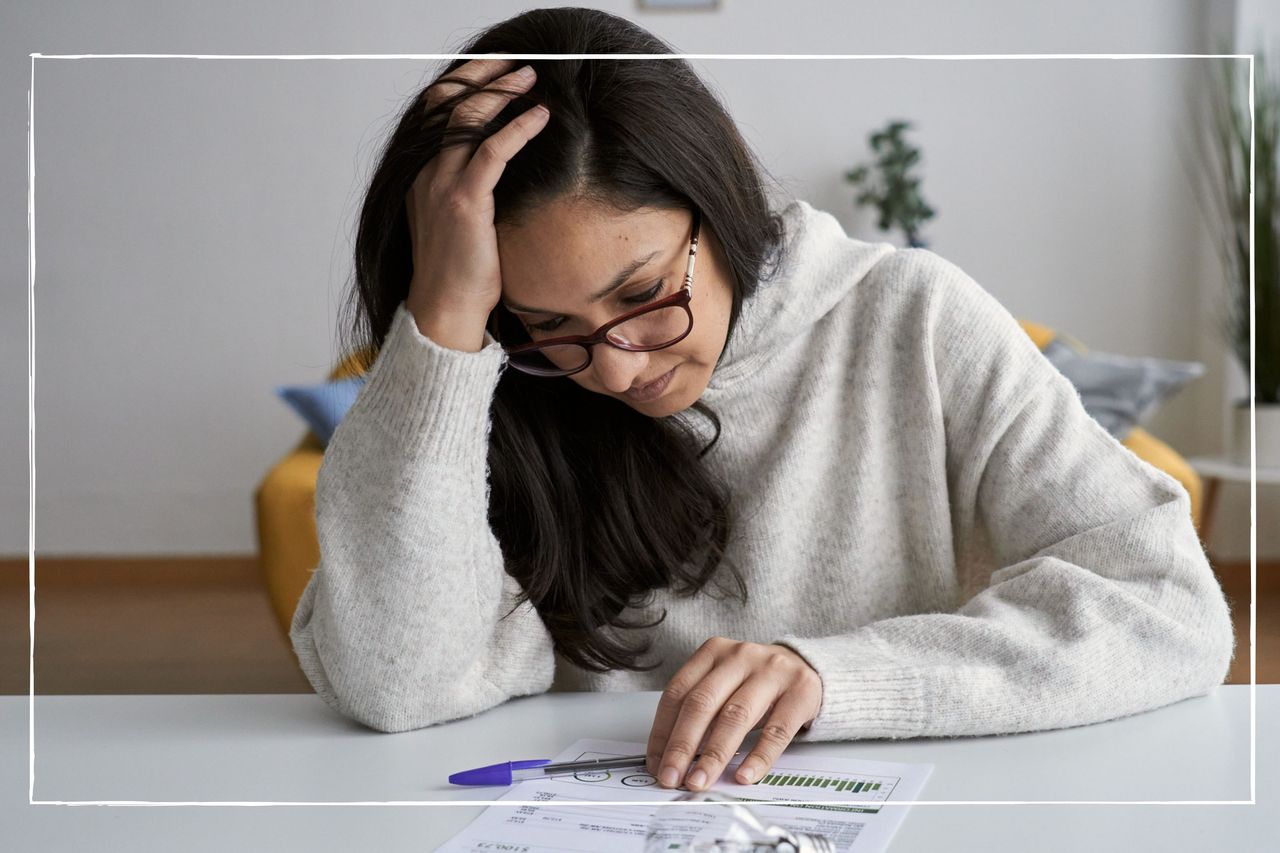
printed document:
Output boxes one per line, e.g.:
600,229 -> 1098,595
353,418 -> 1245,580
438,737 -> 933,852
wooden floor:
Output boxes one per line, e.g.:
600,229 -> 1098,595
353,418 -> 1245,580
0,558 -> 311,695
0,556 -> 1275,695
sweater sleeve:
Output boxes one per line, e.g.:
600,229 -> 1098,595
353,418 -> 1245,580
289,301 -> 556,733
776,251 -> 1236,742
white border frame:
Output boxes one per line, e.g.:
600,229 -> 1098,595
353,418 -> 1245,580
24,49 -> 1254,809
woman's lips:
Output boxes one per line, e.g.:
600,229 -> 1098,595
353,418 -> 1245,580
625,365 -> 677,402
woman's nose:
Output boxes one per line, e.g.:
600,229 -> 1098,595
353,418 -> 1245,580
591,345 -> 650,394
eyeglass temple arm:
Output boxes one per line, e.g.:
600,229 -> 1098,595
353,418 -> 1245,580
683,211 -> 701,293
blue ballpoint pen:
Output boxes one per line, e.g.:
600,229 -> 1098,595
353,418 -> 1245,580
449,753 -> 649,786
448,751 -> 736,786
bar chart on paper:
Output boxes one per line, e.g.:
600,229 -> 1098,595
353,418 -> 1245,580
755,771 -> 891,797
735,769 -> 897,814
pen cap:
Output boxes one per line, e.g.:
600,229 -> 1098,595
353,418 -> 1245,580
448,759 -> 551,786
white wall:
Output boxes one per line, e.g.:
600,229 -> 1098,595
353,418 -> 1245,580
3,0 -> 1272,558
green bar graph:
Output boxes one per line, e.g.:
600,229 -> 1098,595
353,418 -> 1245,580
755,772 -> 885,793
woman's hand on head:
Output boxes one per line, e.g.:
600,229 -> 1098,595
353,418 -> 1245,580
403,58 -> 551,348
645,636 -> 823,791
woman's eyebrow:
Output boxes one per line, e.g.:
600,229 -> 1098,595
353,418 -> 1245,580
504,249 -> 662,315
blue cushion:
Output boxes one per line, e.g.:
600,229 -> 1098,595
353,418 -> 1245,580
276,376 -> 367,445
1041,337 -> 1204,440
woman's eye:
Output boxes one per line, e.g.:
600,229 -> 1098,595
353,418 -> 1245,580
529,317 -> 564,334
625,279 -> 665,304
527,280 -> 665,335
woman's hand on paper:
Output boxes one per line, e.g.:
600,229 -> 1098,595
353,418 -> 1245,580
645,636 -> 823,791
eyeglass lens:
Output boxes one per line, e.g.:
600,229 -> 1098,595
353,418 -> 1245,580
507,305 -> 692,376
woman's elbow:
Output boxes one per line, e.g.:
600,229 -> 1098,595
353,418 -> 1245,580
1178,581 -> 1237,696
1204,596 -> 1237,690
339,677 -> 539,734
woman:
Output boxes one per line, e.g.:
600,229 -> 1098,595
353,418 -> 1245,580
289,7 -> 1235,793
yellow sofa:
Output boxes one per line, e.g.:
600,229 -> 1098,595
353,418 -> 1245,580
254,320 -> 1205,639
255,351 -> 368,640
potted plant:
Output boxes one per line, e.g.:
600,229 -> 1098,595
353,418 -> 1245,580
1190,40 -> 1280,467
844,119 -> 936,249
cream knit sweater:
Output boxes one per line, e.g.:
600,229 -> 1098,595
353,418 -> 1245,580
290,199 -> 1235,738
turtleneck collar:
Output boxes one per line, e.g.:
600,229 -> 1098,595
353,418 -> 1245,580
703,199 -> 897,393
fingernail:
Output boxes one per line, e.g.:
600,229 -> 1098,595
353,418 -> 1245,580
687,768 -> 707,789
514,64 -> 534,79
660,767 -> 679,787
738,764 -> 757,784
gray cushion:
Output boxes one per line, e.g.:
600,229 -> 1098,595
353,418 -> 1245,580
1041,337 -> 1204,440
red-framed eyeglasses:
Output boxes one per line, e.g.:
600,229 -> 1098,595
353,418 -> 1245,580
490,208 -> 702,377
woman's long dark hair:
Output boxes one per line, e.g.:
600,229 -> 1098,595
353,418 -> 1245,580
339,7 -> 790,672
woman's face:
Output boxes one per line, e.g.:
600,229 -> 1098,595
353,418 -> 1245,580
496,195 -> 734,417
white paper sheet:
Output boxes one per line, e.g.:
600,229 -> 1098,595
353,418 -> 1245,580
437,738 -> 933,852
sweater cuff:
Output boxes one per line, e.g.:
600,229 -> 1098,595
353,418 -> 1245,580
349,301 -> 508,463
775,631 -> 926,742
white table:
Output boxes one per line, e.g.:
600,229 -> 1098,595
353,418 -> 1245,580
4,687 -> 1276,851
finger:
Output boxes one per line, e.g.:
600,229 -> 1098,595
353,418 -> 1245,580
421,57 -> 523,111
655,658 -> 752,789
645,640 -> 728,776
435,64 -> 541,178
733,689 -> 812,786
447,64 -> 537,130
455,102 -> 550,202
683,675 -> 778,792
